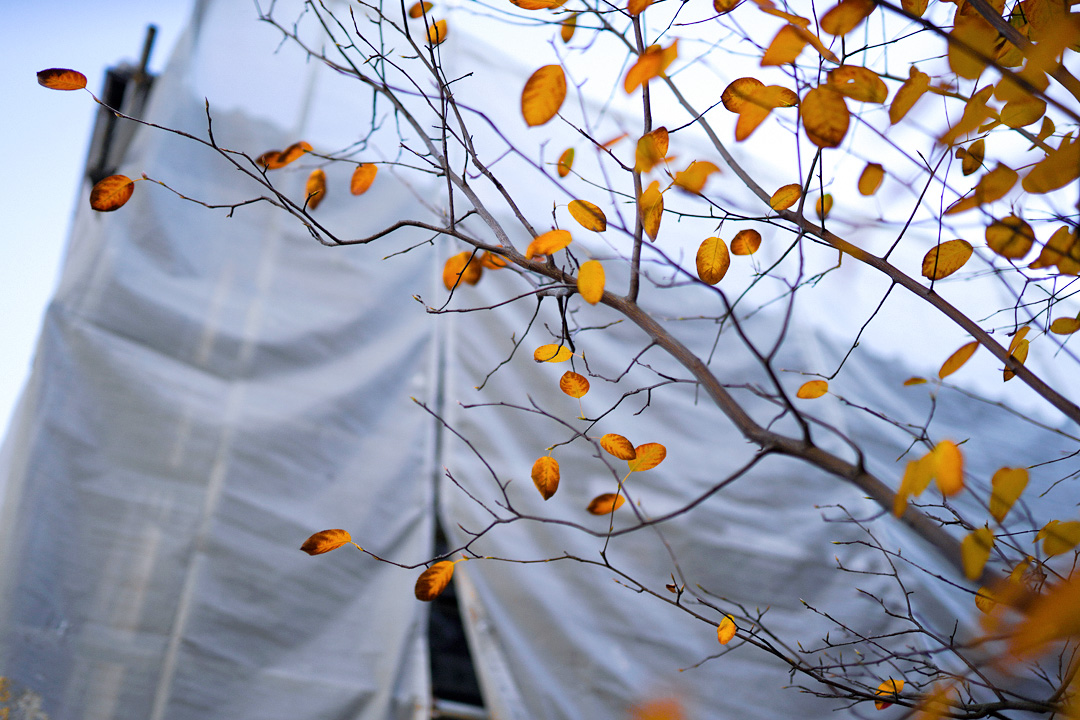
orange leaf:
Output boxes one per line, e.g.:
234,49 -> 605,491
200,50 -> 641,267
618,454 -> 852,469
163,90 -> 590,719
37,68 -> 87,91
532,456 -> 560,499
557,147 -> 575,177
815,194 -> 833,220
628,442 -> 666,472
1039,520 -> 1080,557
256,150 -> 284,169
990,467 -> 1028,523
903,377 -> 927,386
305,168 -> 326,210
889,66 -> 930,124
533,344 -> 573,362
559,371 -> 590,398
717,615 -> 737,644
300,528 -> 353,555
761,24 -> 809,66
587,493 -> 626,514
627,0 -> 653,15
932,440 -> 964,496
415,561 -> 455,601
827,66 -> 887,103
801,85 -> 850,148
577,260 -> 605,304
986,215 -> 1034,260
601,433 -> 637,460
1009,574 -> 1080,657
624,41 -> 678,93
1029,226 -> 1080,274
858,163 -> 885,196
480,250 -> 508,270
89,175 -> 135,212
526,229 -> 572,259
1023,137 -> 1080,194
673,161 -> 720,193
443,251 -> 483,289
714,0 -> 742,12
945,164 -> 1018,215
1050,316 -> 1080,335
938,340 -> 978,379
770,183 -> 802,211
958,139 -> 985,176
408,1 -> 433,17
568,200 -> 607,232
731,229 -> 762,255
797,380 -> 828,399
640,181 -> 663,240
874,679 -> 904,711
426,18 -> 449,45
560,13 -> 578,42
1004,337 -> 1029,382
350,163 -> 378,195
635,127 -> 670,173
279,141 -> 313,166
940,85 -> 994,146
721,78 -> 798,141
961,527 -> 995,580
820,0 -> 875,35
923,240 -> 973,281
511,0 -> 568,8
522,65 -> 566,127
696,236 -> 730,285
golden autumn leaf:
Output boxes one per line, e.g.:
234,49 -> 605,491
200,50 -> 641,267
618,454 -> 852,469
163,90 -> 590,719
408,1 -> 433,17
1009,326 -> 1031,354
256,150 -> 283,169
721,78 -> 799,141
714,0 -> 741,13
938,340 -> 978,379
442,251 -> 483,289
577,260 -> 605,304
962,526 -> 995,580
89,175 -> 135,212
1009,574 -> 1080,657
426,18 -> 449,45
279,141 -> 313,166
627,0 -> 653,15
949,13 -> 997,79
797,380 -> 828,399
975,586 -> 997,614
1050,316 -> 1080,335
986,215 -> 1034,260
415,561 -> 455,601
560,13 -> 577,42
990,467 -> 1029,523
1022,137 -> 1080,194
770,183 -> 802,211
632,697 -> 684,720
945,164 -> 1018,215
568,200 -> 607,232
894,454 -> 935,516
300,528 -> 353,555
673,161 -> 720,194
559,371 -> 590,398
1038,520 -> 1080,556
37,68 -> 88,91
624,41 -> 678,94
731,229 -> 762,255
820,0 -> 875,35
696,236 -> 730,285
480,249 -> 508,269
350,163 -> 378,195
761,24 -> 809,66
510,0 -> 568,8
640,181 -> 663,240
902,0 -> 927,15
1029,226 -> 1080,275
874,679 -> 904,711
827,66 -> 887,103
858,163 -> 884,196
521,65 -> 566,127
635,127 -> 669,173
939,85 -> 994,146
923,240 -> 973,281
959,138 -> 985,176
889,66 -> 930,125
305,168 -> 326,210
587,493 -> 625,515
717,615 -> 737,644
1001,97 -> 1047,129
932,440 -> 964,496
534,344 -> 574,362
903,377 -> 927,386
601,433 -> 637,460
815,194 -> 833,220
557,147 -> 575,178
531,455 -> 560,499
802,86 -> 850,148
628,442 -> 666,472
526,228 -> 572,259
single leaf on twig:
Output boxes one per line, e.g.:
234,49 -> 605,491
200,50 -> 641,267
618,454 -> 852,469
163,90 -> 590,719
559,371 -> 590,398
37,68 -> 87,90
568,200 -> 607,232
89,175 -> 135,212
577,260 -> 605,304
938,340 -> 978,379
587,493 -> 625,514
350,163 -> 378,195
628,443 -> 666,472
526,229 -> 572,259
922,240 -> 973,280
797,380 -> 828,399
717,615 -> 737,644
522,65 -> 566,126
696,237 -> 730,285
415,561 -> 455,601
305,168 -> 326,209
300,528 -> 353,555
534,344 -> 573,362
601,433 -> 636,460
531,456 -> 560,499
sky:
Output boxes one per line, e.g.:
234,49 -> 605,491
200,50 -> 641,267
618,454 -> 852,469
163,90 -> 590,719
1,1 -> 194,438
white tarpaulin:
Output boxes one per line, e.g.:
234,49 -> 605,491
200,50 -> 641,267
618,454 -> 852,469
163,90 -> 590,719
1,1 -> 1077,719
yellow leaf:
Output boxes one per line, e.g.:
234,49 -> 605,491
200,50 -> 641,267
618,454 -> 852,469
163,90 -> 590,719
1009,574 -> 1080,657
962,527 -> 995,580
601,433 -> 637,460
568,200 -> 607,232
932,440 -> 964,496
587,493 -> 625,515
624,41 -> 678,94
559,371 -> 590,398
532,456 -> 560,499
300,528 -> 352,555
714,0 -> 741,13
36,68 -> 88,91
557,147 -> 574,178
696,236 -> 730,285
986,215 -> 1034,260
560,13 -> 577,42
408,1 -> 433,17
1023,138 -> 1080,194
350,163 -> 378,195
1029,226 -> 1080,275
801,85 -> 850,148
945,164 -> 1018,215
577,260 -> 605,304
889,66 -> 930,125
89,175 -> 135,212
628,442 -> 666,472
874,679 -> 904,711
635,128 -> 669,173
827,66 -> 887,103
815,194 -> 833,220
1008,326 -> 1031,355
903,377 -> 927,386
415,561 -> 455,601
510,0 -> 568,8
894,455 -> 934,516
797,380 -> 828,399
770,183 -> 802,211
717,615 -> 737,644
1050,317 -> 1080,335
261,141 -> 313,169
761,24 -> 809,66
426,18 -> 449,45
526,228 -> 572,259
673,161 -> 720,194
923,240 -> 973,281
305,168 -> 327,210
640,181 -> 663,240
949,13 -> 998,79
443,251 -> 483,289
480,249 -> 508,270
721,78 -> 798,141
522,65 -> 566,127
989,467 -> 1028,523
627,0 -> 653,15
533,344 -> 573,362
820,0 -> 875,35
938,340 -> 978,379
940,85 -> 994,146
1001,96 -> 1047,129
1039,520 -> 1080,556
958,139 -> 985,176
975,586 -> 997,614
858,163 -> 884,196
731,229 -> 762,255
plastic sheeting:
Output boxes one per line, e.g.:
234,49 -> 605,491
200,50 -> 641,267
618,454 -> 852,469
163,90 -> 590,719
1,1 -> 1077,719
